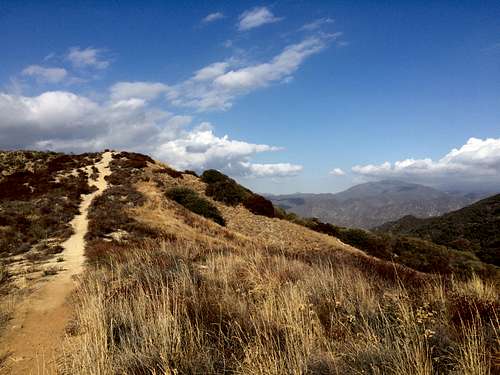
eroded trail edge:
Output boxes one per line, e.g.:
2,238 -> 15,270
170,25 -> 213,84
0,151 -> 112,374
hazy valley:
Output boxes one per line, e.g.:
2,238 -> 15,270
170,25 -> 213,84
268,180 -> 485,229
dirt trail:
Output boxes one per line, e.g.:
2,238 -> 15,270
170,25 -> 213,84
0,152 -> 112,374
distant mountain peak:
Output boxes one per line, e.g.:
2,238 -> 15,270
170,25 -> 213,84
268,180 -> 478,229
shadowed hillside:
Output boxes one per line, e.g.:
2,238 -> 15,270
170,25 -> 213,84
376,194 -> 500,266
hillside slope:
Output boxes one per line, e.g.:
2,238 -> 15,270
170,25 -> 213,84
0,151 -> 498,374
268,180 -> 476,229
376,194 -> 500,266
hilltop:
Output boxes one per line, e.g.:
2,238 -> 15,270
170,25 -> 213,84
0,151 -> 498,374
268,180 -> 477,229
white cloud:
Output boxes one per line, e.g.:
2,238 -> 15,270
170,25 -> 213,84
0,91 -> 184,152
0,91 -> 101,148
240,162 -> 303,177
215,38 -> 324,89
0,90 -> 299,178
238,6 -> 282,31
300,17 -> 334,31
193,62 -> 230,81
329,167 -> 345,176
169,36 -> 328,111
111,98 -> 146,110
67,47 -> 109,69
352,137 -> 500,190
202,12 -> 224,23
21,65 -> 68,83
110,81 -> 171,101
153,123 -> 286,174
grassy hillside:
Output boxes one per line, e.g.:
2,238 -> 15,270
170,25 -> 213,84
376,194 -> 500,267
59,152 -> 498,374
279,215 -> 499,281
1,151 -> 498,374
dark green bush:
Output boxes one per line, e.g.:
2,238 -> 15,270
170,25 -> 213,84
113,152 -> 154,169
200,169 -> 229,184
242,194 -> 275,218
183,170 -> 198,177
166,187 -> 226,226
338,228 -> 392,260
153,167 -> 183,179
205,180 -> 250,206
201,169 -> 251,206
201,169 -> 276,218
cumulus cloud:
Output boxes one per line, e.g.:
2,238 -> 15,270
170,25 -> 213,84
0,90 -> 300,178
110,81 -> 171,101
329,167 -> 345,176
0,91 -> 101,148
240,162 -> 303,177
168,36 -> 328,111
238,6 -> 282,31
67,47 -> 110,69
21,65 -> 68,83
0,90 -> 191,152
153,122 -> 296,177
202,12 -> 224,23
352,138 -> 500,190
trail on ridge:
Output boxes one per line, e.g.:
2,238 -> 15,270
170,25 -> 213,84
0,151 -> 112,374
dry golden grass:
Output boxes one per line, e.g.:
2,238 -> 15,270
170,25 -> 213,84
131,180 -> 249,249
59,159 -> 499,374
61,239 -> 499,374
135,171 -> 370,258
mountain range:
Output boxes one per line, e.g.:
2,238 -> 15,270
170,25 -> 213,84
267,180 -> 484,229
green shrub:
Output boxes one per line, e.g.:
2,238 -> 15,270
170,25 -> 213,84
242,194 -> 275,218
166,187 -> 226,226
183,170 -> 198,177
201,169 -> 276,218
205,180 -> 250,205
153,167 -> 183,179
337,228 -> 392,260
200,169 -> 229,184
201,169 -> 251,206
277,210 -> 498,279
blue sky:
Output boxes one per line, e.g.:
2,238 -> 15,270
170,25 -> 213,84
1,0 -> 499,193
